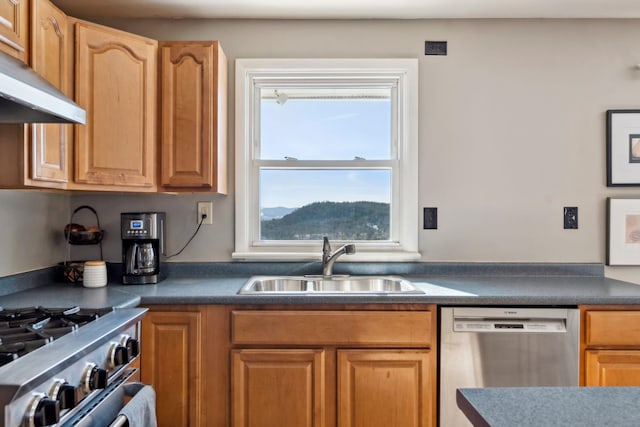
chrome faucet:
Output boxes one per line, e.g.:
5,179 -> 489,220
322,236 -> 356,277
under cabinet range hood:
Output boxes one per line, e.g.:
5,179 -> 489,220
0,50 -> 86,124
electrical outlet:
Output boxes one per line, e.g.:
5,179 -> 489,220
564,207 -> 578,229
197,201 -> 213,225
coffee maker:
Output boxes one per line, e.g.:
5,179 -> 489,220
121,212 -> 166,284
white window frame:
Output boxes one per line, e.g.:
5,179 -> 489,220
233,58 -> 420,262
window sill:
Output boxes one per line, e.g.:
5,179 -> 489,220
231,251 -> 422,262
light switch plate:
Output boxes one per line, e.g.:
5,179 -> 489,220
424,207 -> 438,229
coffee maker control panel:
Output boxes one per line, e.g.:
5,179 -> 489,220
121,213 -> 164,240
125,220 -> 149,236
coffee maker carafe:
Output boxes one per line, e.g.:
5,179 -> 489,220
121,212 -> 166,284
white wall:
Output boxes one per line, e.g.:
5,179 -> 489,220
68,18 -> 640,282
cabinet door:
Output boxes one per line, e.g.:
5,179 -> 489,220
232,349 -> 326,427
29,0 -> 70,184
160,41 -> 227,192
585,350 -> 640,386
74,21 -> 157,188
337,350 -> 431,427
0,0 -> 27,60
141,310 -> 203,427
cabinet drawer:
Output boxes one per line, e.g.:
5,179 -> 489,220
231,310 -> 432,347
585,311 -> 640,346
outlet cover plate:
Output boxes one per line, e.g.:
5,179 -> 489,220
564,206 -> 578,229
197,201 -> 213,225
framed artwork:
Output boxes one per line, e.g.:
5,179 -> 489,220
607,110 -> 640,186
607,198 -> 640,265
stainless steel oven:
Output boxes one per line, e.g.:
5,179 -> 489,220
0,306 -> 153,427
439,307 -> 580,427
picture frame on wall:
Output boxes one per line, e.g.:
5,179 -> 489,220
607,109 -> 640,186
607,198 -> 640,265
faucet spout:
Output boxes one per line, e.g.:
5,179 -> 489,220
321,236 -> 356,277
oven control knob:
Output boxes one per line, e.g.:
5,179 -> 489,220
82,363 -> 108,393
120,335 -> 140,358
25,393 -> 60,427
108,342 -> 129,368
49,380 -> 77,410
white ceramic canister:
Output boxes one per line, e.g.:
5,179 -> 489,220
83,261 -> 107,288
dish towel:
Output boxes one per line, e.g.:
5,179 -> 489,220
119,383 -> 158,427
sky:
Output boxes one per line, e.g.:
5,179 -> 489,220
259,97 -> 392,208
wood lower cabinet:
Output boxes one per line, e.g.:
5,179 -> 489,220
140,306 -> 230,427
232,349 -> 326,427
585,350 -> 640,386
230,307 -> 436,427
73,20 -> 157,189
582,307 -> 640,386
160,41 -> 228,192
0,0 -> 27,60
141,309 -> 202,426
338,350 -> 430,427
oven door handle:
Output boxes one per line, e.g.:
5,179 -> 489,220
109,415 -> 128,427
111,382 -> 156,427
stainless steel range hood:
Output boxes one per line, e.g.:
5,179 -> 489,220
0,50 -> 86,124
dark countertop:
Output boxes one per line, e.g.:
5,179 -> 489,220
98,274 -> 640,306
456,387 -> 640,427
1,262 -> 640,308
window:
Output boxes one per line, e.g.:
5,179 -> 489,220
234,58 -> 419,261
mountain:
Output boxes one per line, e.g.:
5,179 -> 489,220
261,206 -> 297,221
261,201 -> 389,240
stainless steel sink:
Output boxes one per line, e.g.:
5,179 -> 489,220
242,277 -> 309,292
238,275 -> 423,294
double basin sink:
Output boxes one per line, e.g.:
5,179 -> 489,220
238,275 -> 423,295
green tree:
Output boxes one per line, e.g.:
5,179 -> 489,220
261,201 -> 390,240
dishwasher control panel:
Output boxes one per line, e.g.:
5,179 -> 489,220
452,307 -> 571,333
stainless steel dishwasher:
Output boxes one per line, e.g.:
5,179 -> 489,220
439,307 -> 580,427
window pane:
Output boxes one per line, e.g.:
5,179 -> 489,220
259,169 -> 391,241
260,87 -> 391,160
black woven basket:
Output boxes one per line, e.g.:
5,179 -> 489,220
60,205 -> 104,283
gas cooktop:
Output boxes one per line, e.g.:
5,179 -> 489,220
0,306 -> 114,366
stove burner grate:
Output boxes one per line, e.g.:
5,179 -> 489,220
0,306 -> 114,367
